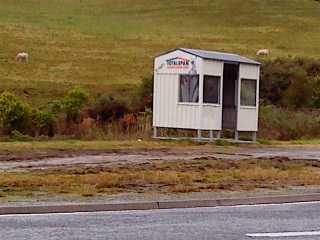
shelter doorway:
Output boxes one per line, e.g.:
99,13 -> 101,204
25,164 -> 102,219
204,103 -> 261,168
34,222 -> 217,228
222,63 -> 239,130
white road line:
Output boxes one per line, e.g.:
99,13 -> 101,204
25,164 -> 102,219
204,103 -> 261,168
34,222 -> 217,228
246,231 -> 320,238
217,201 -> 320,209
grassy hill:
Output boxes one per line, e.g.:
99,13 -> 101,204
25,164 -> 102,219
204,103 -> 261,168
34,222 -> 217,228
0,0 -> 319,107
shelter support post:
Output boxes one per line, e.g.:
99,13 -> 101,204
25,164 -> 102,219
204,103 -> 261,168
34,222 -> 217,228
216,131 -> 221,139
197,129 -> 202,142
234,130 -> 239,141
209,130 -> 213,141
153,127 -> 157,138
209,130 -> 221,141
252,131 -> 257,142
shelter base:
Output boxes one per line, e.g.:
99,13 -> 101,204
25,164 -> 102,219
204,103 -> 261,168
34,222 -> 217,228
152,127 -> 257,143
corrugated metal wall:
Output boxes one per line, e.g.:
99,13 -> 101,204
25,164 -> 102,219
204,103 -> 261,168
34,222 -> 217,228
153,73 -> 176,127
201,105 -> 222,130
153,73 -> 200,129
202,59 -> 223,75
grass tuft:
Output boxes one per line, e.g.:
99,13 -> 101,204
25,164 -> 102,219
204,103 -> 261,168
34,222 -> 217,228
1,157 -> 319,198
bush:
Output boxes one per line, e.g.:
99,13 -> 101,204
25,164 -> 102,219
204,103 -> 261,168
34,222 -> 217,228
64,86 -> 89,124
91,92 -> 129,123
281,68 -> 310,108
260,57 -> 320,108
259,104 -> 320,140
310,75 -> 320,108
133,75 -> 153,112
0,92 -> 32,135
31,108 -> 57,137
11,130 -> 34,142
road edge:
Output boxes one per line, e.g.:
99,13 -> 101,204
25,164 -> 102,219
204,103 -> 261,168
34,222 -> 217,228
1,193 -> 320,215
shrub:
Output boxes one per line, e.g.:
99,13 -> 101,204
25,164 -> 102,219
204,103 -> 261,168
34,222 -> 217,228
92,92 -> 129,123
64,86 -> 89,124
310,75 -> 320,108
260,57 -> 320,108
0,92 -> 32,135
281,68 -> 310,108
11,130 -> 34,141
134,75 -> 153,111
259,104 -> 320,140
31,108 -> 57,137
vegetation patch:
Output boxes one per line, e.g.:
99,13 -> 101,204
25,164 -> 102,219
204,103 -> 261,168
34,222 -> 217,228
1,157 -> 319,199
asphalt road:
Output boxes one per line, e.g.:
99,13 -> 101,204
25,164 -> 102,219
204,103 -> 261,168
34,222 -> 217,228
0,201 -> 319,240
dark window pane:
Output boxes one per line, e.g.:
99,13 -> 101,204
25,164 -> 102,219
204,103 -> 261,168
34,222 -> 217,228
203,75 -> 220,104
179,75 -> 199,102
240,79 -> 257,106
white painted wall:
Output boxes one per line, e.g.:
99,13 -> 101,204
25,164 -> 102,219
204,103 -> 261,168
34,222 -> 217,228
202,59 -> 223,75
152,73 -> 201,129
237,63 -> 260,131
153,49 -> 203,129
201,105 -> 222,130
154,50 -> 201,75
201,59 -> 224,130
153,73 -> 177,127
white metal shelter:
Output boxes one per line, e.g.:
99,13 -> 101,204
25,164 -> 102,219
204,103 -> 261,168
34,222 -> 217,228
152,48 -> 261,142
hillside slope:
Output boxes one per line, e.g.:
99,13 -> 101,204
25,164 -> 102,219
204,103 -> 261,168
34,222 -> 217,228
0,0 -> 319,106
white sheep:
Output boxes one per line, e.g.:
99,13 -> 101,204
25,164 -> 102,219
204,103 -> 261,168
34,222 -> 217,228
256,49 -> 269,56
15,52 -> 29,62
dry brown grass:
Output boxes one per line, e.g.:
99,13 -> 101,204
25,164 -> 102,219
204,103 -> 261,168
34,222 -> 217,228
81,184 -> 97,197
0,191 -> 5,198
1,157 -> 320,199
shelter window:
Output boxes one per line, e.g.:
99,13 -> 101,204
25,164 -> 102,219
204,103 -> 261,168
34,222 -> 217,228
179,75 -> 199,103
240,79 -> 257,106
203,75 -> 220,104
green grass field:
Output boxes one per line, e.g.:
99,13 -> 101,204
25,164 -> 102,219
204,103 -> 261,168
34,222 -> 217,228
0,0 -> 319,106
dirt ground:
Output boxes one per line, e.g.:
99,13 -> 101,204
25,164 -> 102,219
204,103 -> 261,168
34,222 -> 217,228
0,144 -> 320,206
1,144 -> 320,171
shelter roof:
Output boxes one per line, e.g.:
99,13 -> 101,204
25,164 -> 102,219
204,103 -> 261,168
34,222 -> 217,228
156,48 -> 260,65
